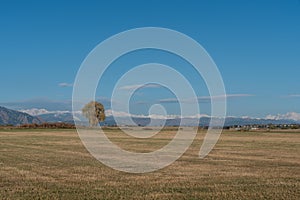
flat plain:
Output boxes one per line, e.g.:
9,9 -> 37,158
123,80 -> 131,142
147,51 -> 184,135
0,128 -> 299,199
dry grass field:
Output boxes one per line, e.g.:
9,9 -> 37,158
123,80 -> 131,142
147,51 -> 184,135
0,128 -> 299,199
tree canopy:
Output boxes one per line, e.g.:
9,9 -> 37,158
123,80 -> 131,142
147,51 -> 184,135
82,101 -> 105,127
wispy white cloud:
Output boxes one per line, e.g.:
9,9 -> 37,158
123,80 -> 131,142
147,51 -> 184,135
158,98 -> 180,103
58,82 -> 73,87
134,101 -> 150,105
158,94 -> 255,104
198,94 -> 254,100
119,83 -> 163,91
287,94 -> 300,97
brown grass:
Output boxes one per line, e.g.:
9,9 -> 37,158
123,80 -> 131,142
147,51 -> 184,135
0,129 -> 299,199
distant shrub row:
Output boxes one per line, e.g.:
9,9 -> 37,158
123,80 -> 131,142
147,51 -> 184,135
18,122 -> 76,129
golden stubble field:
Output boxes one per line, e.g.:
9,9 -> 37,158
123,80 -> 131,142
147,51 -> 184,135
0,128 -> 299,199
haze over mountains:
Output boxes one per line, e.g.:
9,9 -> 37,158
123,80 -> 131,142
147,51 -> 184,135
1,99 -> 300,126
1,107 -> 296,127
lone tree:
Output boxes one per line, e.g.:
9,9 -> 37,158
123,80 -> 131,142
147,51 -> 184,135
82,101 -> 105,127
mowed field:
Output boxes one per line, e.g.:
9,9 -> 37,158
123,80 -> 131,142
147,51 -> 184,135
0,128 -> 299,200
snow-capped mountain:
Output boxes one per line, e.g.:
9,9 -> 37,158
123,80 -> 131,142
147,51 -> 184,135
18,108 -> 300,127
0,106 -> 43,125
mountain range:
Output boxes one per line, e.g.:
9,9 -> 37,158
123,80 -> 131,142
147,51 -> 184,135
0,106 -> 299,126
18,108 -> 300,127
0,106 -> 43,125
102,116 -> 299,127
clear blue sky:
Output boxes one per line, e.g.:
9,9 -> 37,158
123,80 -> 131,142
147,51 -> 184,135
0,0 -> 299,117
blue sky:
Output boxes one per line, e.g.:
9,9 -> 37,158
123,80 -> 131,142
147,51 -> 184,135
0,0 -> 299,118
